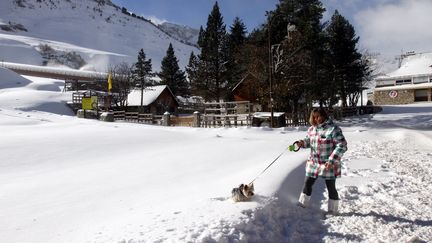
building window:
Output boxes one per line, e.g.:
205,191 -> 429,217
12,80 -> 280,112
395,79 -> 412,85
413,76 -> 428,84
376,80 -> 395,87
414,89 -> 428,102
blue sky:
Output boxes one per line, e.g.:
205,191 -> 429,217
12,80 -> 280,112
111,0 -> 279,32
112,0 -> 432,69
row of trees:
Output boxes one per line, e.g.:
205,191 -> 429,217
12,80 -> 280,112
107,43 -> 190,109
110,0 -> 372,113
185,0 -> 372,113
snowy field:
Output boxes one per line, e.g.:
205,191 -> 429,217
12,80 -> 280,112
0,67 -> 431,242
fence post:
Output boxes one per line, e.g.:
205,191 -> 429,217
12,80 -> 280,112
193,111 -> 201,127
224,115 -> 230,127
163,112 -> 171,126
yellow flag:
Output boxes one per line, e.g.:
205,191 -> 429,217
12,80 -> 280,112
108,73 -> 112,92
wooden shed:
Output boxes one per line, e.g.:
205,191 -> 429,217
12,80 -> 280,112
127,85 -> 179,114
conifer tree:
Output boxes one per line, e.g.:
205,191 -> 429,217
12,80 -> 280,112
159,43 -> 190,97
197,26 -> 205,48
133,48 -> 153,86
229,17 -> 247,47
197,1 -> 230,101
326,10 -> 368,107
132,48 -> 153,110
269,0 -> 326,109
186,51 -> 203,96
226,17 -> 248,100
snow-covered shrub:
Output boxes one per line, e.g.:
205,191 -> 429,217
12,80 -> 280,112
37,44 -> 86,69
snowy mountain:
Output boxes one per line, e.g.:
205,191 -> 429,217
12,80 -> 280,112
0,0 -> 199,71
158,22 -> 199,47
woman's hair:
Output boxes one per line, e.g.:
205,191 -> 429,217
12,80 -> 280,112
308,108 -> 328,126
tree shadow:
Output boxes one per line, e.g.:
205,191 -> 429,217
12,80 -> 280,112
380,105 -> 432,114
339,211 -> 432,227
339,113 -> 432,130
19,101 -> 74,116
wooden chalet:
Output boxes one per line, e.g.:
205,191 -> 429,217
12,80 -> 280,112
127,85 -> 179,114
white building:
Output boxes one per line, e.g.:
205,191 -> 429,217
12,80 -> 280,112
373,52 -> 432,105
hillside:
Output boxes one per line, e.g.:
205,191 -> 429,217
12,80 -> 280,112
159,22 -> 199,47
0,0 -> 199,72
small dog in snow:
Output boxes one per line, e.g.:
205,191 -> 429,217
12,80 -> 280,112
231,183 -> 254,202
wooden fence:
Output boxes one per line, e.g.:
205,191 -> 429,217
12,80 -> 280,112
201,114 -> 251,128
112,111 -> 162,124
170,116 -> 195,127
97,106 -> 382,128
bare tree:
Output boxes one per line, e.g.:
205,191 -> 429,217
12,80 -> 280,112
108,62 -> 134,108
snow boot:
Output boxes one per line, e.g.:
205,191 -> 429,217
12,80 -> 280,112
328,199 -> 339,215
298,193 -> 311,208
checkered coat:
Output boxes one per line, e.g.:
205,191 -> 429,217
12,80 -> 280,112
301,119 -> 347,179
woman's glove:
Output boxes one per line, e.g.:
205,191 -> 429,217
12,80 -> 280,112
288,141 -> 302,152
295,140 -> 305,148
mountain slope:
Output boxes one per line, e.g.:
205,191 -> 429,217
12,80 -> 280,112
159,22 -> 199,47
0,0 -> 199,71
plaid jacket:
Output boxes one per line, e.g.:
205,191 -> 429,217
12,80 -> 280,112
302,119 -> 347,179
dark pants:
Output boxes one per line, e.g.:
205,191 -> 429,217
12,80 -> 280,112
302,176 -> 339,200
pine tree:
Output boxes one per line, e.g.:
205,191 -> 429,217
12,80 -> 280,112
229,17 -> 247,76
159,43 -> 190,97
268,0 -> 326,110
197,1 -> 230,101
197,26 -> 205,48
229,17 -> 247,47
326,10 -> 367,107
132,48 -> 153,110
226,17 -> 248,100
133,49 -> 152,86
186,52 -> 202,96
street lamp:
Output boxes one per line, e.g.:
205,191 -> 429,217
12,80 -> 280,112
267,12 -> 295,128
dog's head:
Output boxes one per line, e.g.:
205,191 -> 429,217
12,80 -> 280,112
241,183 -> 254,198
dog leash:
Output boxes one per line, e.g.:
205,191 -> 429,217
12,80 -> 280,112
249,142 -> 300,185
249,150 -> 286,185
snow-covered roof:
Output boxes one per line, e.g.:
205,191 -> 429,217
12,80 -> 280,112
127,85 -> 171,106
374,82 -> 432,91
253,112 -> 285,118
376,52 -> 432,81
1,61 -> 108,79
176,95 -> 204,104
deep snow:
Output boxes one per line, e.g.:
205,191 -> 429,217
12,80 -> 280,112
0,68 -> 431,242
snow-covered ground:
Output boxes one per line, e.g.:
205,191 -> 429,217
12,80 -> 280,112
1,68 -> 431,242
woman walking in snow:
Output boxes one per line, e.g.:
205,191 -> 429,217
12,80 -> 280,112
295,108 -> 347,214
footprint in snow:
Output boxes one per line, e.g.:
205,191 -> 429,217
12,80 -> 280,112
210,197 -> 230,201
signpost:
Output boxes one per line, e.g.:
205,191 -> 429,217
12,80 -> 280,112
388,90 -> 398,98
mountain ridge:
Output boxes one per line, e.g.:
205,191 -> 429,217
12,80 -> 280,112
0,0 -> 199,72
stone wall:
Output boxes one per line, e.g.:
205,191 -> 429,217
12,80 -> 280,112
374,89 -> 414,105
